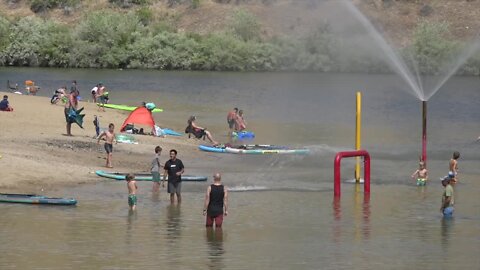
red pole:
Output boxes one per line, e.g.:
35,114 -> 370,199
422,101 -> 427,165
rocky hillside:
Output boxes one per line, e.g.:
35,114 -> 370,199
1,0 -> 480,45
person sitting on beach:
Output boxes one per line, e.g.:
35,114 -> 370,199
235,109 -> 247,132
186,116 -> 219,146
411,161 -> 428,186
126,173 -> 138,211
0,95 -> 13,111
97,123 -> 117,168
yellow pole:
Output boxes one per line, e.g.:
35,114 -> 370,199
355,92 -> 362,182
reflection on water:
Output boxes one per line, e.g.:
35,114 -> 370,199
206,228 -> 225,270
126,209 -> 137,245
166,205 -> 182,241
441,217 -> 454,251
333,185 -> 371,243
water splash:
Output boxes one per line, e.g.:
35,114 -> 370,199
341,0 -> 425,100
342,0 -> 480,101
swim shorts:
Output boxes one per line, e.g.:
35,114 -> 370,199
443,206 -> 454,217
104,143 -> 113,154
168,182 -> 182,194
193,129 -> 206,139
228,119 -> 235,129
416,178 -> 426,186
152,171 -> 161,183
206,214 -> 224,228
99,96 -> 106,104
128,194 -> 137,206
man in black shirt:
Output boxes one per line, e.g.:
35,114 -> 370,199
163,149 -> 185,204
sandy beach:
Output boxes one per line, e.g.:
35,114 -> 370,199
0,91 -> 204,192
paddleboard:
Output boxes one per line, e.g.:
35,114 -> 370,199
198,145 -> 226,153
162,128 -> 182,136
116,134 -> 138,144
99,103 -> 163,113
225,144 -> 310,155
0,194 -> 77,205
95,170 -> 207,182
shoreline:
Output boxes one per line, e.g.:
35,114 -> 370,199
0,91 -> 207,193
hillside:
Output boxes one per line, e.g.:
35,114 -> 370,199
1,0 -> 480,44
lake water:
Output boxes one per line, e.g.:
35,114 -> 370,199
0,68 -> 479,269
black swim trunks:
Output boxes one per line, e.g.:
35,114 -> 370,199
104,143 -> 113,153
228,119 -> 235,129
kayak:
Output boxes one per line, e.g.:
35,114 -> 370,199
199,145 -> 226,153
225,144 -> 310,155
0,194 -> 77,205
95,170 -> 207,182
99,103 -> 163,113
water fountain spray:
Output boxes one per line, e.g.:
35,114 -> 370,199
422,100 -> 427,165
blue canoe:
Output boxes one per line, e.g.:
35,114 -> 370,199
0,194 -> 77,205
95,170 -> 207,182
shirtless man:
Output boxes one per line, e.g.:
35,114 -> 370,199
96,83 -> 106,112
64,90 -> 78,136
98,123 -> 116,168
227,108 -> 238,134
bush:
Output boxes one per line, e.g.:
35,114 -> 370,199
228,9 -> 261,42
409,21 -> 458,74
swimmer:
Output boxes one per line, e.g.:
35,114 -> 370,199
126,173 -> 138,211
449,151 -> 460,183
411,161 -> 428,186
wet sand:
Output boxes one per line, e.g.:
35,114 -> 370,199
0,91 -> 206,192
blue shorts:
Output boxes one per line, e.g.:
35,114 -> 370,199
443,206 -> 454,217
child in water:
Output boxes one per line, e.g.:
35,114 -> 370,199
449,151 -> 460,183
411,161 -> 428,186
126,173 -> 138,211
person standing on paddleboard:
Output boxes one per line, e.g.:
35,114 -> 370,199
163,149 -> 184,204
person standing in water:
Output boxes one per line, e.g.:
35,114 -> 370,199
227,108 -> 238,133
126,173 -> 138,211
411,161 -> 428,186
203,173 -> 228,228
151,146 -> 162,193
163,149 -> 184,204
441,174 -> 455,217
449,151 -> 460,183
97,123 -> 116,168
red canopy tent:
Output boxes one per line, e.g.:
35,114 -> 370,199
120,107 -> 156,135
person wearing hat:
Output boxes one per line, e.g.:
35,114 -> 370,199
440,172 -> 455,217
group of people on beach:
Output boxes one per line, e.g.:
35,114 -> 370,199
410,151 -> 460,217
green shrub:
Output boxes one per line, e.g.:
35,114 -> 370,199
136,6 -> 153,26
410,21 -> 458,74
228,9 -> 261,42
